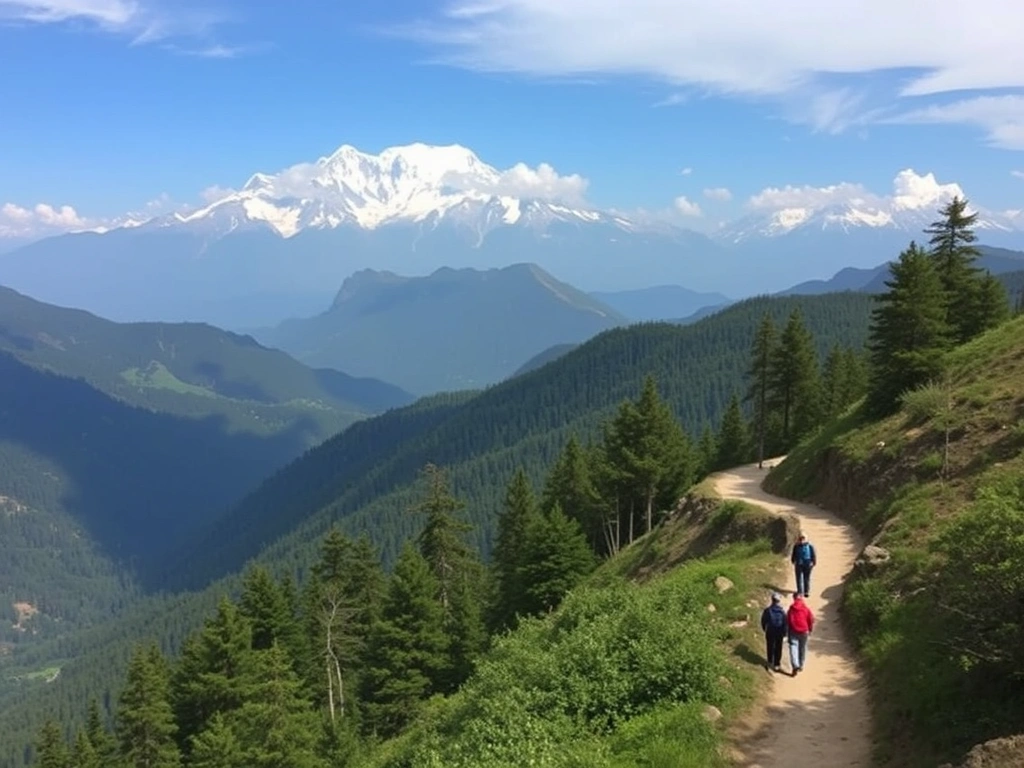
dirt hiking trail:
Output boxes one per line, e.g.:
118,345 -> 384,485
715,461 -> 873,768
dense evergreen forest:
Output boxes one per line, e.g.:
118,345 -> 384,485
0,288 -> 873,766
20,350 -> 856,767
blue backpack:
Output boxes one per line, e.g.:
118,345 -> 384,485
796,542 -> 813,564
767,604 -> 786,630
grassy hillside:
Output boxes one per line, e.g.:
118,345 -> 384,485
0,284 -> 413,426
169,291 -> 875,591
255,264 -> 629,394
766,314 -> 1024,767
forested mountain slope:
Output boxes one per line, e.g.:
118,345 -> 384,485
169,290 -> 875,590
0,289 -> 871,767
766,314 -> 1024,767
0,284 -> 413,424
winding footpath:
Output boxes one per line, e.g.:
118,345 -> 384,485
714,461 -> 873,768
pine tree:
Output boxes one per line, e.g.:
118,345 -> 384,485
302,528 -> 384,725
821,344 -> 866,420
597,376 -> 692,543
632,374 -> 693,534
491,468 -> 541,630
238,566 -> 292,651
542,434 -> 600,549
412,463 -> 486,688
35,720 -> 68,768
117,643 -> 180,768
925,195 -> 983,343
361,543 -> 449,737
226,644 -> 326,768
188,713 -> 243,768
517,503 -> 596,615
716,392 -> 749,469
171,598 -> 252,753
84,699 -> 117,766
71,728 -> 100,768
866,241 -> 952,415
769,308 -> 822,444
967,272 -> 1010,336
413,464 -> 476,614
746,313 -> 778,467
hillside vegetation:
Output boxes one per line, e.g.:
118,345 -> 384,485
24,477 -> 796,768
0,289 -> 862,766
767,316 -> 1024,764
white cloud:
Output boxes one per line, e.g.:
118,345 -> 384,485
746,169 -> 967,213
748,181 -> 874,211
673,196 -> 702,217
886,95 -> 1024,151
0,201 -> 90,238
484,161 -> 589,203
679,167 -> 692,176
703,187 -> 732,202
395,0 -> 1024,143
1013,170 -> 1024,180
0,0 -> 246,54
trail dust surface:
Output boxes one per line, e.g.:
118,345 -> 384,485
715,460 -> 873,768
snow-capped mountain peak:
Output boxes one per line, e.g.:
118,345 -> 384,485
716,168 -> 1014,244
160,142 -> 604,240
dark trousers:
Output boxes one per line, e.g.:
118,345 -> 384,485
795,564 -> 812,596
765,631 -> 785,667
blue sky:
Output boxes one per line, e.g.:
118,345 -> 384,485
1,0 -> 1022,239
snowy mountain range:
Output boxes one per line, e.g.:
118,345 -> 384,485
1,142 -> 1021,328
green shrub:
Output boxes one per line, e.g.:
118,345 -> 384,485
362,563 -> 731,768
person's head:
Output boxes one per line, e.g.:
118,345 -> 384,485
798,534 -> 806,542
793,592 -> 803,602
771,592 -> 781,604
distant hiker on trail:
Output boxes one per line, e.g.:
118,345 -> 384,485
760,592 -> 787,673
790,534 -> 816,597
787,593 -> 815,675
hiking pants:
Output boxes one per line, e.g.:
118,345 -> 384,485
789,632 -> 809,670
765,631 -> 785,667
795,563 -> 812,596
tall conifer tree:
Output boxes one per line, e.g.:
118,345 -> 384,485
866,241 -> 952,415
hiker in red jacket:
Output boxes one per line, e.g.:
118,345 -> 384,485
787,593 -> 815,675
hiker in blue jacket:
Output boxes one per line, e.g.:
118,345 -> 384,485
760,592 -> 787,672
791,534 -> 816,597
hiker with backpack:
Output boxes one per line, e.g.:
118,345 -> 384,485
787,593 -> 815,675
790,534 -> 816,597
760,592 -> 788,673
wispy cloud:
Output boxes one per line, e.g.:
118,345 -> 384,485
884,95 -> 1024,151
0,0 -> 254,56
1013,170 -> 1024,180
392,0 -> 1024,144
679,167 -> 692,176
